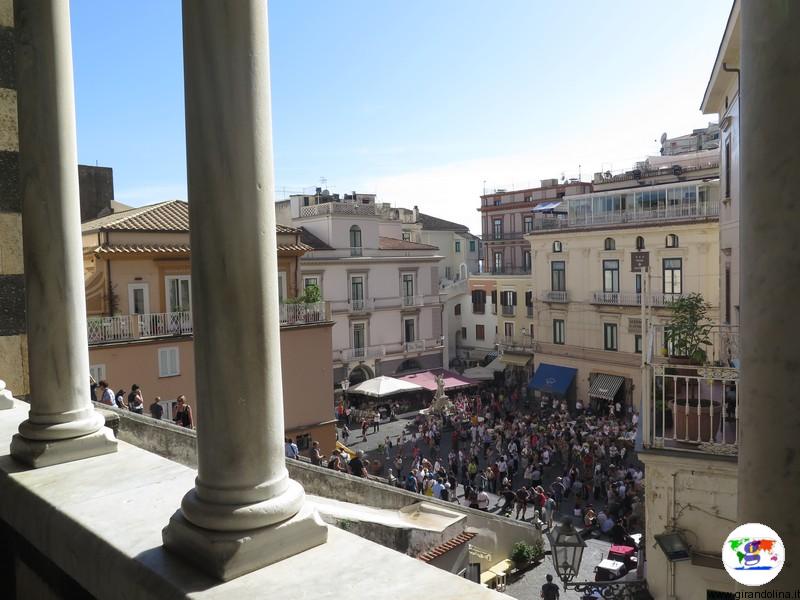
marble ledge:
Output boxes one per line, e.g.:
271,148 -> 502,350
0,399 -> 510,599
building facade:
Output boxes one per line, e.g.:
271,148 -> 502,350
276,192 -> 445,387
81,201 -> 337,451
479,179 -> 592,276
528,159 -> 721,412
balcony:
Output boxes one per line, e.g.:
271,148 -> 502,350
485,231 -> 525,241
350,246 -> 363,257
541,290 -> 568,303
347,298 -> 373,313
650,292 -> 689,307
299,201 -> 377,217
402,336 -> 445,354
648,324 -> 740,367
646,362 -> 738,456
472,265 -> 531,276
500,305 -> 515,317
530,200 -> 720,232
591,291 -> 642,306
88,304 -> 330,345
496,334 -> 535,353
339,345 -> 386,362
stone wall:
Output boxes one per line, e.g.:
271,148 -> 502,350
108,406 -> 541,569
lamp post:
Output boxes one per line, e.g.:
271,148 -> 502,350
546,519 -> 651,600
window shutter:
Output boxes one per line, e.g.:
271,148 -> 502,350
491,290 -> 497,305
525,291 -> 533,307
512,292 -> 518,306
500,292 -> 507,307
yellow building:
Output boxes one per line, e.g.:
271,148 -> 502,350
527,170 -> 720,412
81,201 -> 337,452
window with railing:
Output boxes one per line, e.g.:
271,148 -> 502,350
349,225 -> 362,256
603,260 -> 620,293
471,290 -> 486,314
551,261 -> 566,291
500,290 -> 517,316
663,258 -> 682,294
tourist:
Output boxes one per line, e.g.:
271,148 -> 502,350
172,395 -> 193,428
361,419 -> 369,442
477,488 -> 490,511
128,384 -> 144,414
541,574 -> 560,600
284,437 -> 299,459
98,380 -> 115,407
149,396 -> 163,420
115,389 -> 127,409
349,450 -> 368,478
309,440 -> 323,466
514,485 -> 530,521
372,410 -> 381,433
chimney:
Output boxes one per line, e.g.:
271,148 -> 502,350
413,205 -> 419,222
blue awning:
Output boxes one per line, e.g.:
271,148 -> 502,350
528,363 -> 578,396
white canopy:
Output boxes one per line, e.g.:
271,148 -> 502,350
462,356 -> 506,381
347,375 -> 423,398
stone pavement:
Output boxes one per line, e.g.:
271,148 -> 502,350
505,537 -> 613,600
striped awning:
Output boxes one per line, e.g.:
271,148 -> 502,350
588,374 -> 625,401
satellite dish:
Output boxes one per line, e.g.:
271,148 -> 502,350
660,132 -> 668,144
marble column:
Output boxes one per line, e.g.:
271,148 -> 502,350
739,0 -> 800,588
9,0 -> 116,466
162,0 -> 326,581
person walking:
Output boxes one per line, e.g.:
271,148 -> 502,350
98,381 -> 115,407
128,384 -> 144,414
149,396 -> 164,420
541,574 -> 560,600
172,395 -> 193,428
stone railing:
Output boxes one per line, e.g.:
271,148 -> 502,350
299,202 -> 377,218
542,290 -> 568,303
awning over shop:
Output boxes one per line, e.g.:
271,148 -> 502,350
528,363 -> 577,396
348,375 -> 423,398
398,369 -> 478,391
500,353 -> 532,367
588,373 -> 625,401
532,201 -> 563,212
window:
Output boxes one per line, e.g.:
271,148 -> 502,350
663,258 -> 683,294
725,265 -> 731,324
455,240 -> 461,253
402,273 -> 414,299
165,276 -> 191,313
277,272 -> 287,303
349,225 -> 362,256
500,290 -> 517,315
491,290 -> 497,314
461,327 -> 467,340
475,324 -> 485,340
603,260 -> 620,293
493,252 -> 503,272
492,219 -> 503,240
471,290 -> 486,314
469,240 -> 476,252
603,323 -> 618,351
523,216 -> 533,232
402,231 -> 411,241
553,319 -> 565,345
158,347 -> 180,377
724,139 -> 732,198
634,334 -> 642,354
635,273 -> 642,295
523,250 -> 531,271
552,241 -> 563,253
524,194 -> 533,202
530,324 -> 534,338
403,318 -> 415,343
666,234 -> 679,248
350,275 -> 365,309
454,303 -> 461,316
551,261 -> 566,291
504,322 -> 514,337
352,323 -> 366,352
90,364 -> 106,384
604,237 -> 616,251
635,236 -> 645,250
445,266 -> 452,280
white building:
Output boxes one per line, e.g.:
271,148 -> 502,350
276,192 -> 445,386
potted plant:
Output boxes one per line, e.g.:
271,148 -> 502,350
509,542 -> 536,569
664,293 -> 713,366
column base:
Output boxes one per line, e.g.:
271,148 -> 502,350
162,502 -> 328,581
10,427 -> 118,468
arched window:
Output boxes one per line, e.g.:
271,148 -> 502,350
604,237 -> 616,251
552,240 -> 563,253
636,236 -> 645,250
349,225 -> 362,256
666,234 -> 679,248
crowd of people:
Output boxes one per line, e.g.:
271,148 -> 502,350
309,375 -> 645,544
92,380 -> 193,428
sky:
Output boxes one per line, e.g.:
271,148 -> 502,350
70,0 -> 732,234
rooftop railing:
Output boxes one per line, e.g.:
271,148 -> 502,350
299,202 -> 377,218
530,201 -> 720,232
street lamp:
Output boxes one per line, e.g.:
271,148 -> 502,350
546,518 -> 652,600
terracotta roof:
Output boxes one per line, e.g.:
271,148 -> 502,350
379,236 -> 439,251
92,243 -> 191,256
418,212 -> 469,232
277,242 -> 313,253
276,223 -> 301,234
300,227 -> 334,251
82,200 -> 189,233
418,531 -> 476,563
